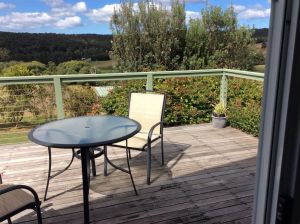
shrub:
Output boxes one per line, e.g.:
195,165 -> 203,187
213,102 -> 227,117
63,85 -> 98,117
101,77 -> 220,126
55,60 -> 92,74
100,76 -> 262,136
0,62 -> 44,126
227,78 -> 263,136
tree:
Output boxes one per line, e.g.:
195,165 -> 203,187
0,48 -> 10,61
55,60 -> 92,74
110,0 -> 186,72
183,6 -> 264,70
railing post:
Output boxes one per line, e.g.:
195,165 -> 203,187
54,77 -> 65,119
146,74 -> 153,91
220,73 -> 228,107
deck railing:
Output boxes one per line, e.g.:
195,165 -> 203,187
0,69 -> 264,145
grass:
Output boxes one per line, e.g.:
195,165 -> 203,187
253,64 -> 265,73
0,115 -> 55,145
90,60 -> 117,73
0,127 -> 30,145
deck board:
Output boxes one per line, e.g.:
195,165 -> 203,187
0,124 -> 258,224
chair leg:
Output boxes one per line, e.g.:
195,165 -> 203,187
147,144 -> 152,185
161,136 -> 164,166
35,203 -> 43,224
104,146 -> 108,176
90,148 -> 97,177
126,147 -> 138,195
7,218 -> 12,224
128,149 -> 132,159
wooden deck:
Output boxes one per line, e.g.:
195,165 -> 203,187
0,124 -> 258,224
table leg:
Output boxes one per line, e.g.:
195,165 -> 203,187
81,147 -> 90,224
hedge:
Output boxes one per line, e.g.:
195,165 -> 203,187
100,77 -> 262,136
227,78 -> 263,136
101,77 -> 220,126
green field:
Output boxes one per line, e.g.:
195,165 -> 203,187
0,127 -> 30,145
253,64 -> 265,73
91,60 -> 116,73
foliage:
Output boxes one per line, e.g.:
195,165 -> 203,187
0,48 -> 10,61
110,0 -> 186,71
183,6 -> 265,70
213,102 -> 227,117
227,78 -> 263,136
0,62 -> 50,125
0,32 -> 111,63
27,85 -> 56,120
253,28 -> 268,43
63,85 -> 98,117
55,60 -> 92,74
101,77 -> 220,126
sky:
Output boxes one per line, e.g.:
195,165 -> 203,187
0,0 -> 271,34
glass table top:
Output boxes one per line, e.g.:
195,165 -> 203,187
28,115 -> 141,148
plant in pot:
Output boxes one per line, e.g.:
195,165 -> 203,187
212,102 -> 227,128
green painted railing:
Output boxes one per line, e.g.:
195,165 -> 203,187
0,69 -> 264,120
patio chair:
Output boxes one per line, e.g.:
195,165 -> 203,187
106,92 -> 166,185
0,174 -> 43,224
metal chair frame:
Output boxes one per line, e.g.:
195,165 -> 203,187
0,185 -> 43,224
106,91 -> 166,185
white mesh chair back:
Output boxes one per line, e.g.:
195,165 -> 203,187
129,92 -> 165,135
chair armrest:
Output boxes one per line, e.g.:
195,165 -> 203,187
148,121 -> 165,141
0,185 -> 40,204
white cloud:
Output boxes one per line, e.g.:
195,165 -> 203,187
239,8 -> 270,19
186,11 -> 200,20
0,1 -> 88,31
0,12 -> 55,30
73,2 -> 87,12
87,4 -> 121,23
233,5 -> 246,13
43,0 -> 64,7
55,16 -> 82,29
50,1 -> 88,17
0,4 -> 84,31
233,4 -> 270,19
0,2 -> 15,10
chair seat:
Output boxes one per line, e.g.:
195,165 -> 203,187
0,184 -> 35,218
113,132 -> 160,150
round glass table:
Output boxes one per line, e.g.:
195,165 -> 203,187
28,115 -> 141,224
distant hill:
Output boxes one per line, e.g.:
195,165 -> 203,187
0,29 -> 267,64
0,32 -> 112,64
253,28 -> 269,43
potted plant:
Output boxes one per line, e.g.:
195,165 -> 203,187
212,102 -> 227,128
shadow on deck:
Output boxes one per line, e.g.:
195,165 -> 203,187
0,124 -> 258,224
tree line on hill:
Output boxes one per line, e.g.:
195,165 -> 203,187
0,32 -> 112,63
0,29 -> 267,65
